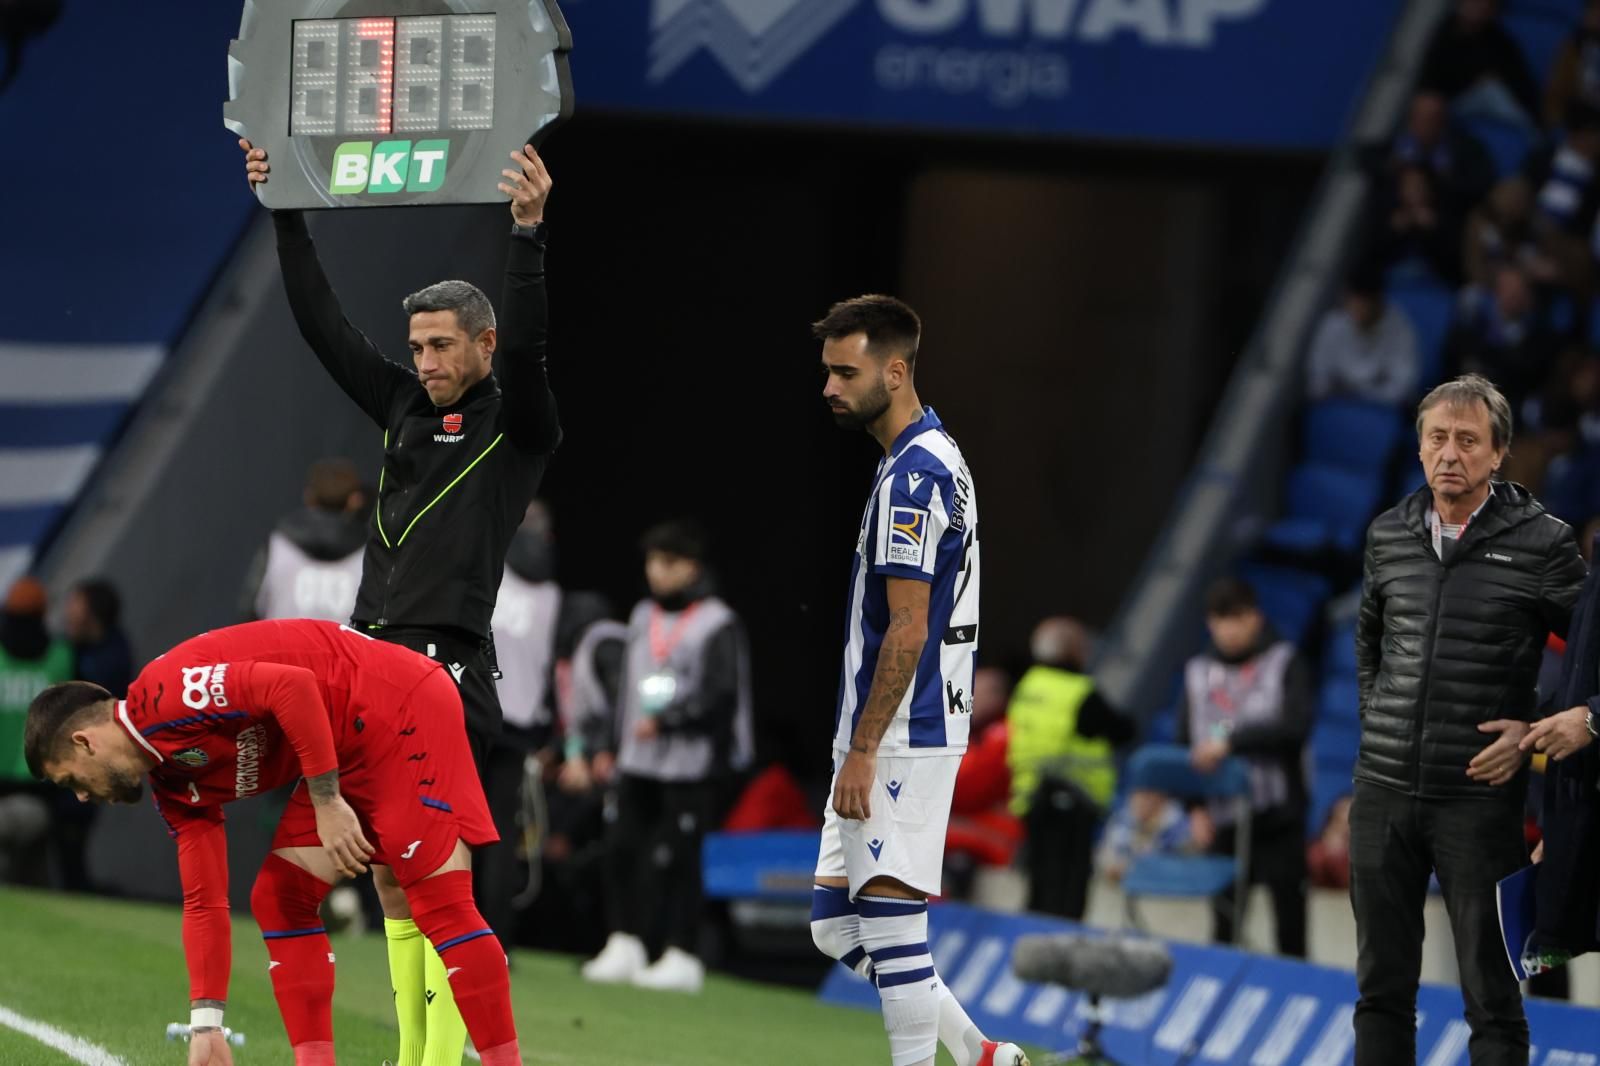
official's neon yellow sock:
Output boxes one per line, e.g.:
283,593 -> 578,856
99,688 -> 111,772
421,939 -> 469,1066
385,917 -> 428,1066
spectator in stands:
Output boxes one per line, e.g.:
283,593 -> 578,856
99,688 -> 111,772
1464,177 -> 1560,289
1388,89 -> 1497,219
1353,374 -> 1585,1064
1007,617 -> 1134,920
1524,104 -> 1600,293
1176,577 -> 1311,958
529,611 -> 626,956
1504,349 -> 1600,494
1543,0 -> 1600,129
62,578 -> 132,698
1442,261 -> 1557,413
481,501 -> 615,945
1381,165 -> 1468,283
1305,265 -> 1422,405
1420,0 -> 1541,127
581,521 -> 752,994
238,457 -> 367,622
1096,788 -> 1190,885
0,578 -> 73,884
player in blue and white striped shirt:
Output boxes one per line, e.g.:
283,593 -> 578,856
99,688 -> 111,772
808,296 -> 1026,1066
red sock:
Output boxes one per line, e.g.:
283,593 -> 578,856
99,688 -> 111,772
250,854 -> 335,1052
405,870 -> 518,1059
293,1042 -> 334,1066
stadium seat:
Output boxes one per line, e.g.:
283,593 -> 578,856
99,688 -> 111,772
1324,623 -> 1359,678
1308,769 -> 1353,836
1303,399 -> 1404,475
1318,675 -> 1360,724
1263,463 -> 1385,557
1396,462 -> 1427,499
1310,716 -> 1361,774
1549,290 -> 1578,337
1386,279 -> 1455,389
1144,703 -> 1179,745
1237,563 -> 1332,646
1459,114 -> 1538,178
1120,745 -> 1253,936
1541,446 -> 1600,525
1504,8 -> 1576,86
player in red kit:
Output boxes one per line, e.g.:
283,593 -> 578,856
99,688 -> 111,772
22,619 -> 520,1066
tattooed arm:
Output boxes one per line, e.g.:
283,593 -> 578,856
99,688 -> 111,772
833,578 -> 930,820
306,769 -> 341,804
850,580 -> 931,753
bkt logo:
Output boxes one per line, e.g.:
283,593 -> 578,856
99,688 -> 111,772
329,140 -> 450,195
650,0 -> 1269,93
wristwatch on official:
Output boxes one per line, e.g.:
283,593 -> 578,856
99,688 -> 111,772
1587,709 -> 1598,739
510,220 -> 547,241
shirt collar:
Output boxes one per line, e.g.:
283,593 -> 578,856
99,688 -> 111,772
1435,482 -> 1495,527
888,406 -> 942,460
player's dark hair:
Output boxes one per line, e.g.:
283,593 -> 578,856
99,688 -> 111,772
811,295 -> 922,372
24,681 -> 114,780
402,280 -> 496,341
74,578 -> 121,631
1205,577 -> 1259,618
641,520 -> 711,564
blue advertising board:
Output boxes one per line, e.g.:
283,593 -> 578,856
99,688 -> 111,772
818,902 -> 1600,1064
558,0 -> 1400,148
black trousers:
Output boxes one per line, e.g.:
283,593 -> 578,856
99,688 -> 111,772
1212,812 -> 1307,958
476,742 -> 529,944
1349,781 -> 1529,1066
604,773 -> 713,956
1024,775 -> 1101,921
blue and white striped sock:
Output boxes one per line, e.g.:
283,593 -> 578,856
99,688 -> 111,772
859,895 -> 940,1066
809,884 -> 874,979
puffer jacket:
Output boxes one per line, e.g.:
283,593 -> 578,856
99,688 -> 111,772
1355,481 -> 1585,800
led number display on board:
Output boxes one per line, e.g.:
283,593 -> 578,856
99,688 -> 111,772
226,1 -> 572,210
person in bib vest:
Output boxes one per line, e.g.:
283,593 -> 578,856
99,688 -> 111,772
0,578 -> 74,884
240,458 -> 367,624
1007,616 -> 1133,920
1176,577 -> 1312,957
481,501 -> 612,942
581,521 -> 752,994
1353,374 -> 1585,1066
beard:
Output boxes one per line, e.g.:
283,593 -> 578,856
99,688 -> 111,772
107,768 -> 144,804
831,379 -> 892,429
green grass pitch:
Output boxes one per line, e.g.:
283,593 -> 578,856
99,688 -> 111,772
0,886 -> 1019,1065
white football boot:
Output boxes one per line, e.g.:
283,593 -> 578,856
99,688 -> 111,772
580,931 -> 648,984
630,946 -> 705,994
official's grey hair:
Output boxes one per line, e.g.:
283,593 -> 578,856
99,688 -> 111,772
402,280 -> 496,340
1415,373 -> 1513,451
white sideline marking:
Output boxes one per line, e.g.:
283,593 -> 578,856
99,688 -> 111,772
0,1004 -> 128,1066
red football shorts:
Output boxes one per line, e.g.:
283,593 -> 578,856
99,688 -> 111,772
271,666 -> 498,885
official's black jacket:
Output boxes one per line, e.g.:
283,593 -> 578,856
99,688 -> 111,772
273,211 -> 559,641
1356,482 -> 1585,801
1534,531 -> 1600,953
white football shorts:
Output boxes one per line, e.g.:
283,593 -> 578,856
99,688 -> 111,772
814,752 -> 961,899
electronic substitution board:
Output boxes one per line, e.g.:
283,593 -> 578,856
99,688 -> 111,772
225,1 -> 572,209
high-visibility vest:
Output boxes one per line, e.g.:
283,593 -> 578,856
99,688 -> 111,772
1006,665 -> 1116,814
